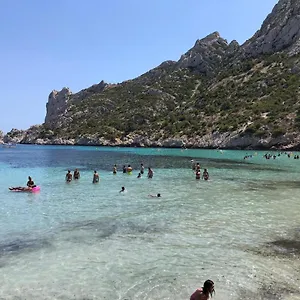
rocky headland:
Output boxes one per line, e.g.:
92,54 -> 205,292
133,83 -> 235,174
4,0 -> 300,150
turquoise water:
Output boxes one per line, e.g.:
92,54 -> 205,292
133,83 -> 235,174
1,145 -> 300,299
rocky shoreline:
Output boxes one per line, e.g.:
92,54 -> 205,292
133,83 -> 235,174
2,126 -> 300,150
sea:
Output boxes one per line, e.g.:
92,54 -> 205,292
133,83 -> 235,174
1,145 -> 300,300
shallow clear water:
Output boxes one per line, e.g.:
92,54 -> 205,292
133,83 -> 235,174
1,145 -> 300,299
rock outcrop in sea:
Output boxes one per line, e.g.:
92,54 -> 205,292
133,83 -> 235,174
4,0 -> 300,150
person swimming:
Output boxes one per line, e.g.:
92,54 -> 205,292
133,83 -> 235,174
66,170 -> 72,182
195,170 -> 201,180
190,279 -> 215,300
148,193 -> 161,197
93,170 -> 99,183
119,186 -> 126,193
74,168 -> 80,180
123,165 -> 127,173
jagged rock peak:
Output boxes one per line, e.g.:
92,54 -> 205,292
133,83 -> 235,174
45,87 -> 72,126
176,31 -> 231,75
194,31 -> 224,45
243,0 -> 300,56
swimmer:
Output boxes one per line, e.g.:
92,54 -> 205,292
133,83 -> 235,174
66,170 -> 72,182
74,168 -> 80,180
195,170 -> 201,180
93,170 -> 99,183
122,165 -> 127,173
196,162 -> 201,172
190,279 -> 215,300
119,186 -> 126,193
148,193 -> 161,197
202,169 -> 209,181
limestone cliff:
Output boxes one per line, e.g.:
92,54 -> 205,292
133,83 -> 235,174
45,87 -> 72,129
0,130 -> 3,144
243,0 -> 300,56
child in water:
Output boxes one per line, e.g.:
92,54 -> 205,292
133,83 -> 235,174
190,279 -> 215,300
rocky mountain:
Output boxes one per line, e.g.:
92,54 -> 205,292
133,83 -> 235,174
243,0 -> 300,56
0,130 -> 3,144
5,0 -> 300,149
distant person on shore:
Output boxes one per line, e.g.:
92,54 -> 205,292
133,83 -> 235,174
93,170 -> 99,183
66,170 -> 72,182
148,193 -> 161,197
190,279 -> 215,300
74,169 -> 80,180
27,176 -> 36,188
113,164 -> 117,175
140,163 -> 144,175
203,169 -> 209,181
148,167 -> 154,179
119,186 -> 126,193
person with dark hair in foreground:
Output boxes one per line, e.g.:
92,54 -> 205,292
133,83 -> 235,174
190,279 -> 215,300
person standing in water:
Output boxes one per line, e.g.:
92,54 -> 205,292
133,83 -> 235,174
122,165 -> 127,173
113,164 -> 117,175
127,164 -> 133,174
190,279 -> 215,300
74,168 -> 80,180
140,163 -> 144,175
66,170 -> 72,182
93,170 -> 99,183
147,167 -> 153,178
202,168 -> 209,181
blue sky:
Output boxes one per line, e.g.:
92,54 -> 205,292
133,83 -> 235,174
0,0 -> 278,133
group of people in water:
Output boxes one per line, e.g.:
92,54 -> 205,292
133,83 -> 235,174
64,163 -> 155,184
191,160 -> 210,181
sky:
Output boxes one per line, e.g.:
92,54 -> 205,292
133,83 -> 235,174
0,0 -> 278,133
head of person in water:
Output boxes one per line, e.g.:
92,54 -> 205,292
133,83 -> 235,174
157,193 -> 161,197
121,186 -> 125,192
94,170 -> 97,174
203,279 -> 215,297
